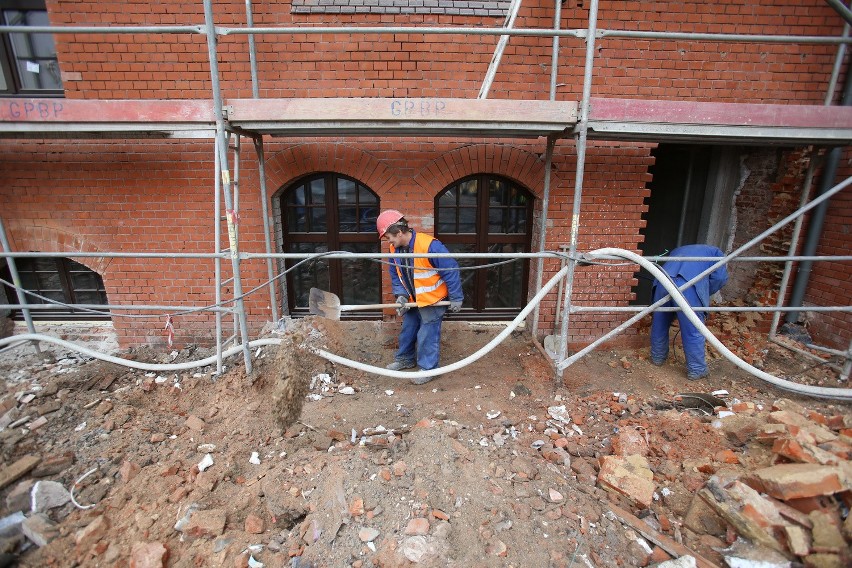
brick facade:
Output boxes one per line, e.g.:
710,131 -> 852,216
2,0 -> 850,350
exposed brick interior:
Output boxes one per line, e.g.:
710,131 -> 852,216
2,1 -> 850,350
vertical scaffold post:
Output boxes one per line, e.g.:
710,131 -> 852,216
0,216 -> 42,356
203,0 -> 253,374
556,0 -> 600,386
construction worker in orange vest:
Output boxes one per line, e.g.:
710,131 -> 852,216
377,209 -> 464,384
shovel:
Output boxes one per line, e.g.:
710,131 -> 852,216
309,287 -> 449,320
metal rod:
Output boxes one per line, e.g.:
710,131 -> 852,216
826,0 -> 852,27
555,0 -> 599,385
787,60 -> 852,324
216,26 -> 852,44
0,303 -> 231,312
245,0 -> 260,99
231,132 -> 241,347
841,338 -> 852,381
253,136 -> 279,322
532,135 -> 556,339
479,0 -> 523,99
769,150 -> 818,338
825,22 -> 850,104
203,0 -> 253,374
0,216 -> 41,355
549,0 -> 562,101
2,22 -> 850,45
0,25 -> 204,34
571,305 -> 852,313
214,133 -> 224,375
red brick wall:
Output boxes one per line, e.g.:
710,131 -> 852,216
47,0 -> 844,104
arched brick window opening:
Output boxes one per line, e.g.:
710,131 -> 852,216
279,172 -> 381,317
435,174 -> 534,319
1,257 -> 108,320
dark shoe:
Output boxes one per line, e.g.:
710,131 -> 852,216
411,369 -> 436,385
650,358 -> 665,367
687,371 -> 708,381
386,360 -> 415,371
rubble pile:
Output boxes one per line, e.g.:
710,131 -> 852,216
0,322 -> 848,567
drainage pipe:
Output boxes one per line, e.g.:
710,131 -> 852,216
0,334 -> 282,372
585,248 -> 852,401
786,58 -> 852,324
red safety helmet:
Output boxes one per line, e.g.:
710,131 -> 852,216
376,209 -> 405,238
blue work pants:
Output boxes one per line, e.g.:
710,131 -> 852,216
395,303 -> 448,370
650,279 -> 708,377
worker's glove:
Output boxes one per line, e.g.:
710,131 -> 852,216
449,300 -> 463,313
396,295 -> 410,316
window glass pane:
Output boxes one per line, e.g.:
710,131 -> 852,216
458,207 -> 477,233
36,271 -> 61,292
508,207 -> 526,233
339,242 -> 381,306
287,242 -> 329,308
4,10 -> 62,91
488,207 -> 505,233
358,185 -> 378,205
485,244 -> 524,308
339,206 -> 357,232
358,205 -> 378,233
489,178 -> 507,205
309,178 -> 326,204
459,180 -> 477,205
0,66 -> 7,90
439,188 -> 457,207
70,272 -> 100,290
437,206 -> 456,233
286,185 -> 307,232
309,207 -> 327,232
338,178 -> 356,204
75,291 -> 105,304
445,243 -> 475,304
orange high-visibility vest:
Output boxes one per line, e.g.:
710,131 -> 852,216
391,232 -> 449,307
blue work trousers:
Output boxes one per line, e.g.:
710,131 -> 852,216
650,279 -> 708,377
395,303 -> 448,370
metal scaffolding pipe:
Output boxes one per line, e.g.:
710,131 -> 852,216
203,0 -> 253,374
0,217 -> 40,356
245,0 -> 260,99
825,22 -> 850,104
214,120 -> 224,374
479,0 -> 523,99
549,0 -> 562,101
826,0 -> 852,27
769,150 -> 818,338
556,0 -> 599,385
787,58 -> 852,324
0,25 -> 204,34
531,136 -> 556,339
217,26 -> 852,44
253,137 -> 279,323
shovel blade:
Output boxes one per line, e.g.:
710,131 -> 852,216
309,287 -> 342,320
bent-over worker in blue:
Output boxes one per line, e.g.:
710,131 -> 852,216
650,244 -> 728,381
376,209 -> 464,385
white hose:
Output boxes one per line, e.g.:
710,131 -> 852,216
585,248 -> 852,401
308,265 -> 570,380
0,334 -> 282,372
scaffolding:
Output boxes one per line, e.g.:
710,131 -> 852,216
1,0 -> 852,387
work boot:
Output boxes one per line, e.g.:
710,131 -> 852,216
650,358 -> 665,367
411,369 -> 436,385
386,360 -> 415,371
687,371 -> 708,381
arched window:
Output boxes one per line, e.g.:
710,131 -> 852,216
1,257 -> 108,319
280,173 -> 381,315
435,174 -> 534,318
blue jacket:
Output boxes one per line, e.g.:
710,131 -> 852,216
388,230 -> 464,303
652,244 -> 728,307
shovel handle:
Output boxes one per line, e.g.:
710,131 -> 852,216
339,300 -> 450,312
